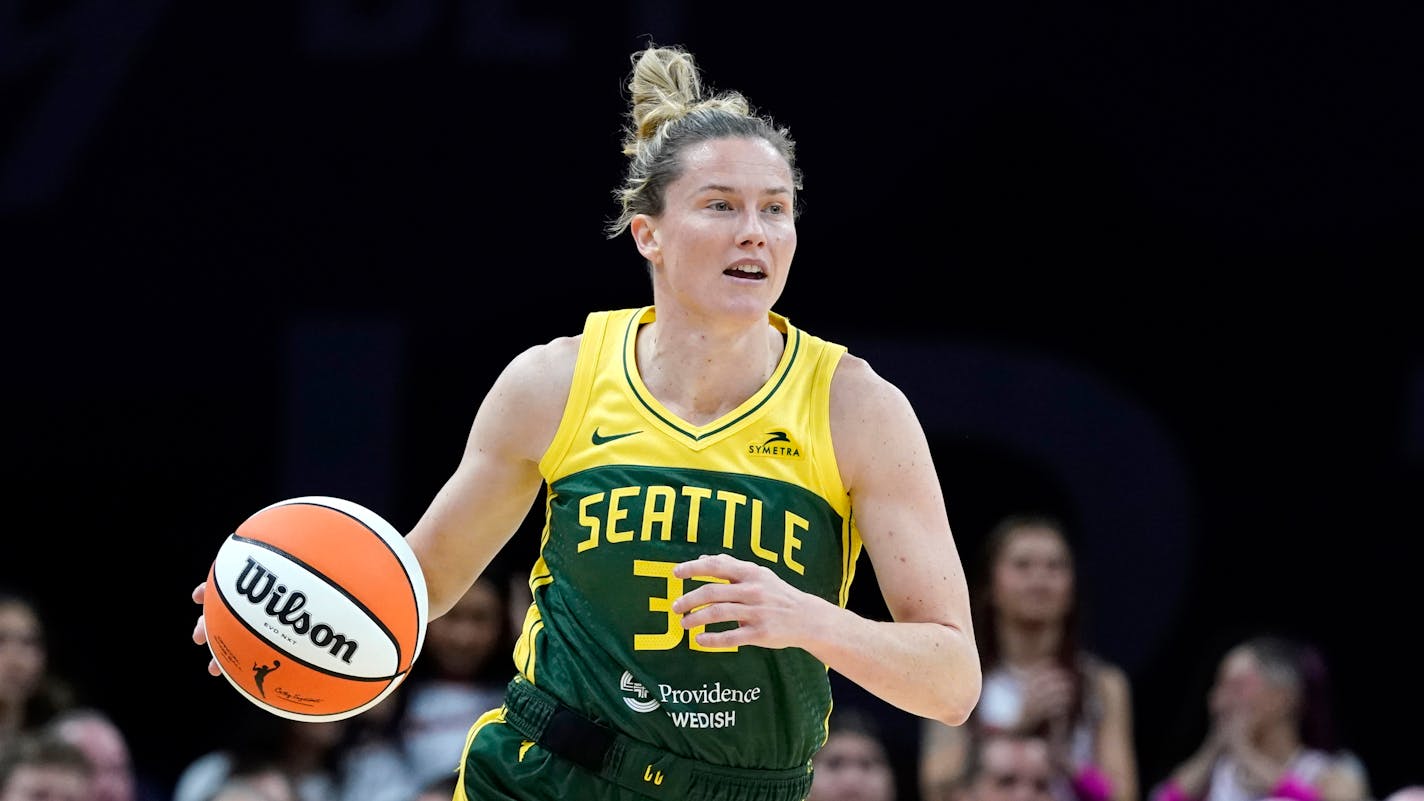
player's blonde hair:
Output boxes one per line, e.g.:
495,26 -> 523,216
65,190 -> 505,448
606,43 -> 801,239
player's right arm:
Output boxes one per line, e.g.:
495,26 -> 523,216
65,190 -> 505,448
193,334 -> 579,669
404,335 -> 578,619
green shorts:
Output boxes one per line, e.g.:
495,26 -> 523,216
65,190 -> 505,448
455,708 -> 639,801
454,678 -> 814,801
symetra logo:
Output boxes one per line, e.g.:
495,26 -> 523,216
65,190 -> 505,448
747,429 -> 802,459
620,671 -> 660,712
592,427 -> 642,446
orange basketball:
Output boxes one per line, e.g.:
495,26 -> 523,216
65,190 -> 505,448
203,496 -> 428,721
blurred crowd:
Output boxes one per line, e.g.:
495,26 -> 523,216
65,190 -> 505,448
2,514 -> 1419,801
1,575 -> 507,801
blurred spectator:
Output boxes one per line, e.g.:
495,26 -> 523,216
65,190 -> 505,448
808,705 -> 897,801
0,590 -> 75,748
392,575 -> 512,788
0,731 -> 93,801
955,730 -> 1057,801
1149,635 -> 1371,801
203,771 -> 298,801
920,513 -> 1138,801
173,703 -> 412,801
202,739 -> 300,801
205,781 -> 292,801
1382,787 -> 1424,801
410,774 -> 458,801
46,707 -> 165,801
339,694 -> 421,801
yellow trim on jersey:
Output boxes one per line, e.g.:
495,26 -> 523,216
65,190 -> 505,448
619,307 -> 802,450
538,311 -> 613,477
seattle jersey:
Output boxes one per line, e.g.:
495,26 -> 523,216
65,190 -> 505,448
510,305 -> 864,771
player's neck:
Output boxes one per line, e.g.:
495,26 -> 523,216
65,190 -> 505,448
635,316 -> 783,425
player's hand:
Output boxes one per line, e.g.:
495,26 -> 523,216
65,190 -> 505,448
670,553 -> 825,651
191,582 -> 221,676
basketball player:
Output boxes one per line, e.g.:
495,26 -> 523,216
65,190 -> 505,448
194,41 -> 981,801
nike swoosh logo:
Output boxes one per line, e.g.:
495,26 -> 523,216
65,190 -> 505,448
592,427 -> 642,446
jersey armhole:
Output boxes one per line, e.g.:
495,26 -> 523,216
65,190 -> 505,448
811,340 -> 851,510
537,311 -> 611,478
812,340 -> 858,609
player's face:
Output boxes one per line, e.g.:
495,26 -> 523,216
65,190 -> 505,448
636,136 -> 796,326
990,527 -> 1075,625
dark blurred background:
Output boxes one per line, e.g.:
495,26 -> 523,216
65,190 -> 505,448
3,1 -> 1421,799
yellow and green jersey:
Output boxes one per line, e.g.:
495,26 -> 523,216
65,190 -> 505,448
511,305 -> 863,771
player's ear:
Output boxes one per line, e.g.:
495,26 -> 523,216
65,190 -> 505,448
630,215 -> 660,263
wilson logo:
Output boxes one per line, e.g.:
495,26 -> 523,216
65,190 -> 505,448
233,557 -> 359,663
746,430 -> 802,459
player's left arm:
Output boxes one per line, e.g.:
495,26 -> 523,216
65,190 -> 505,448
817,353 -> 981,724
673,354 -> 980,725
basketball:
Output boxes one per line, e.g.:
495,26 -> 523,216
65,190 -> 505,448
202,495 -> 429,721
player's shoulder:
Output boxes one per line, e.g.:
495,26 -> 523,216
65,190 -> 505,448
494,332 -> 582,411
524,331 -> 583,367
827,351 -> 925,489
829,350 -> 912,414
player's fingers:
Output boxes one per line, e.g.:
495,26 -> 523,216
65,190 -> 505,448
690,626 -> 744,650
194,609 -> 219,675
673,553 -> 756,581
192,581 -> 206,604
677,601 -> 743,629
670,581 -> 740,615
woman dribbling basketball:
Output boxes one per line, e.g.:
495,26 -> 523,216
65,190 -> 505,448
193,41 -> 982,801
